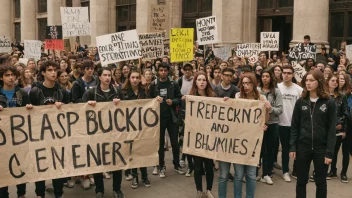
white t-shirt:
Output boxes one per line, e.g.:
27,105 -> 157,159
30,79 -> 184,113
278,82 -> 303,126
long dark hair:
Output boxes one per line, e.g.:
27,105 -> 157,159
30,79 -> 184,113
326,73 -> 339,98
260,69 -> 277,97
122,70 -> 142,90
271,65 -> 283,82
188,71 -> 216,97
238,73 -> 261,100
301,69 -> 330,99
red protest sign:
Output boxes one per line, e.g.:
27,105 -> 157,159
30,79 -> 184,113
45,39 -> 64,50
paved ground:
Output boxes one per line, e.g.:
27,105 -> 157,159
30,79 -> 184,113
8,149 -> 352,198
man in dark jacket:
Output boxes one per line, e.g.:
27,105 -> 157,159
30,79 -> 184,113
82,67 -> 125,198
72,59 -> 98,103
148,62 -> 184,178
0,64 -> 32,198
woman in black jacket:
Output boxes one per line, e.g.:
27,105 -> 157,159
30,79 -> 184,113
290,69 -> 337,198
121,70 -> 151,189
325,74 -> 349,183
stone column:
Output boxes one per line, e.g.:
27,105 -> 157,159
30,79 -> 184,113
90,0 -> 110,46
47,0 -> 63,26
21,0 -> 37,42
136,0 -> 153,34
291,0 -> 329,51
242,0 -> 257,43
0,0 -> 11,38
169,0 -> 182,30
212,0 -> 244,45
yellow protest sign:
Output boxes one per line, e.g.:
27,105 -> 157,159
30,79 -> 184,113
170,28 -> 194,62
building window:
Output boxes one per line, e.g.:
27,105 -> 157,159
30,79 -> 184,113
66,0 -> 73,7
329,0 -> 352,49
15,0 -> 20,18
81,0 -> 90,20
38,0 -> 47,13
14,22 -> 21,43
257,0 -> 294,16
116,0 -> 136,32
38,18 -> 47,41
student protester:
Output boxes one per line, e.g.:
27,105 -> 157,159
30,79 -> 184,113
272,65 -> 283,85
323,66 -> 333,80
72,59 -> 98,103
305,58 -> 315,72
258,69 -> 283,185
316,62 -> 325,73
210,67 -> 222,90
70,61 -> 83,82
178,63 -> 195,176
19,68 -> 35,93
338,73 -> 350,95
231,72 -> 270,198
325,74 -> 349,183
278,66 -> 303,180
29,60 -> 70,198
121,70 -> 152,189
82,67 -> 125,198
182,71 -> 216,198
121,65 -> 130,84
27,58 -> 37,73
148,62 -> 184,178
290,69 -> 337,198
142,69 -> 154,91
59,59 -> 70,72
112,68 -> 123,87
0,64 -> 32,198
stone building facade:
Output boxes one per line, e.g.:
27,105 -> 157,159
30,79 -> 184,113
0,0 -> 351,52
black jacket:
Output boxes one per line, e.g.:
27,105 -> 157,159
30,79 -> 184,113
148,78 -> 181,123
72,77 -> 98,103
29,82 -> 71,105
290,97 -> 337,159
82,84 -> 124,102
0,86 -> 30,107
332,94 -> 348,133
122,86 -> 147,100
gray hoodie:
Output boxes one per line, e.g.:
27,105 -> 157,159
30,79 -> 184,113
257,87 -> 283,124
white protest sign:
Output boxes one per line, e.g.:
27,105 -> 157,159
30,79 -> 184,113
24,40 -> 42,60
138,31 -> 165,60
60,7 -> 91,37
213,46 -> 232,61
0,36 -> 11,53
260,32 -> 279,51
18,58 -> 29,65
292,61 -> 307,83
346,45 -> 352,62
96,30 -> 142,66
236,43 -> 261,57
196,16 -> 218,45
248,55 -> 259,64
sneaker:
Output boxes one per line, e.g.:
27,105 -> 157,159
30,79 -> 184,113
125,174 -> 133,181
273,162 -> 282,170
174,166 -> 186,175
113,190 -> 125,198
160,166 -> 166,178
283,172 -> 291,182
341,173 -> 348,183
103,172 -> 111,179
64,179 -> 75,188
96,192 -> 104,198
309,174 -> 315,182
179,160 -> 186,168
152,166 -> 159,175
185,168 -> 193,177
131,177 -> 139,189
291,171 -> 297,179
81,177 -> 91,190
89,177 -> 95,185
228,173 -> 234,182
143,178 -> 151,187
260,175 -> 274,185
196,191 -> 205,198
206,190 -> 215,198
327,172 -> 337,180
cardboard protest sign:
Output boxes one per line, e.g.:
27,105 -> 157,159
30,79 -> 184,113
260,32 -> 279,51
196,16 -> 218,45
292,61 -> 307,83
138,31 -> 165,60
170,28 -> 194,62
0,36 -> 11,53
236,43 -> 261,58
0,99 -> 160,187
213,46 -> 232,61
346,45 -> 352,62
61,7 -> 91,37
96,30 -> 142,66
24,40 -> 42,60
45,26 -> 64,50
149,4 -> 169,33
183,96 -> 265,166
289,43 -> 316,61
248,55 -> 259,64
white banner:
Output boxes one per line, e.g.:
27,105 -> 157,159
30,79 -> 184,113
236,43 -> 261,58
213,46 -> 232,61
138,31 -> 165,60
96,30 -> 142,66
61,7 -> 91,37
196,16 -> 218,45
0,36 -> 12,53
260,32 -> 279,51
24,40 -> 42,60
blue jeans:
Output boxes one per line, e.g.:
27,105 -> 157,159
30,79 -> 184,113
218,161 -> 235,198
234,164 -> 256,198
